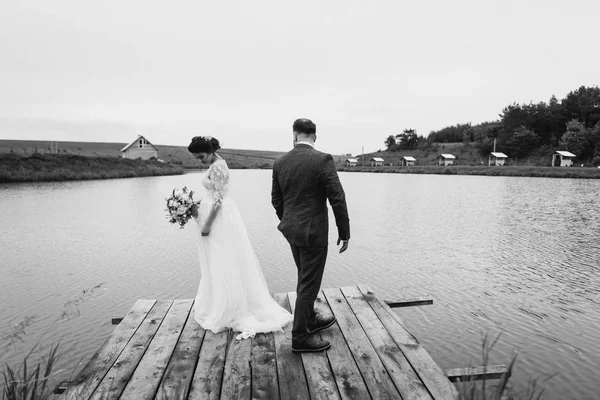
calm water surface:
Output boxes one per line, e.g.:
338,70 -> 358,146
1,171 -> 599,399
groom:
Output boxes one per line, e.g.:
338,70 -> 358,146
271,118 -> 350,353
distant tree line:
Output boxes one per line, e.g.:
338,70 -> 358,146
384,85 -> 600,164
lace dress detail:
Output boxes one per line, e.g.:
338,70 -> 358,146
194,159 -> 293,339
203,159 -> 229,206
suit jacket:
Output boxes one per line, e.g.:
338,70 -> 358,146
271,143 -> 350,247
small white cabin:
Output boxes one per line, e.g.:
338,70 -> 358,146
552,151 -> 576,167
121,135 -> 158,160
437,154 -> 456,166
402,156 -> 416,166
370,157 -> 384,167
345,158 -> 358,167
488,152 -> 508,166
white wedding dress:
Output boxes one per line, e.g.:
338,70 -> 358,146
193,158 -> 293,339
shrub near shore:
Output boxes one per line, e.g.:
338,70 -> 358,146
341,165 -> 600,179
0,153 -> 184,183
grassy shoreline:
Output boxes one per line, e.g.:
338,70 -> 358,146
340,165 -> 600,179
0,153 -> 184,183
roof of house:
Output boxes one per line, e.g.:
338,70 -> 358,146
403,156 -> 416,161
370,157 -> 385,162
439,153 -> 456,159
555,150 -> 576,157
490,152 -> 508,158
120,135 -> 159,152
346,158 -> 358,162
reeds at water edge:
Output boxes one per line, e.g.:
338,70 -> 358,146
456,332 -> 553,400
1,283 -> 105,400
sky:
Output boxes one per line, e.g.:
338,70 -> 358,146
0,0 -> 598,155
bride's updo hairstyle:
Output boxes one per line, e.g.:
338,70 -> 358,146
188,136 -> 221,154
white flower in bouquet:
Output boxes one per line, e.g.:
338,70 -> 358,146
165,186 -> 199,228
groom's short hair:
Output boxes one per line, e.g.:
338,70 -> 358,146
293,118 -> 316,135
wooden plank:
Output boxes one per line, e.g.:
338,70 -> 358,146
288,291 -> 341,400
314,291 -> 371,400
322,288 -> 399,399
221,330 -> 252,400
273,293 -> 310,400
358,285 -> 459,400
340,286 -> 433,400
88,300 -> 174,400
59,299 -> 157,400
155,304 -> 206,400
385,297 -> 434,308
188,329 -> 230,400
251,332 -> 279,399
445,365 -> 509,382
119,299 -> 193,398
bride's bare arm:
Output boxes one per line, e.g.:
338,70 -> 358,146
201,203 -> 220,235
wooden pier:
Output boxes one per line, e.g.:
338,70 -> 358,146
58,285 -> 466,399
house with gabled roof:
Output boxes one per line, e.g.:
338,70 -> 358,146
370,157 -> 384,167
552,151 -> 576,167
345,158 -> 358,167
488,152 -> 508,166
401,156 -> 416,166
437,154 -> 455,166
121,135 -> 158,160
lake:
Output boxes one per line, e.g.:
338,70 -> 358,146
1,170 -> 599,399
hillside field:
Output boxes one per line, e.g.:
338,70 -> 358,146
0,140 -> 347,169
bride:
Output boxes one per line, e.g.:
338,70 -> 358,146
188,135 -> 293,339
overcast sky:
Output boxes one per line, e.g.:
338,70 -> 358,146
0,0 -> 598,155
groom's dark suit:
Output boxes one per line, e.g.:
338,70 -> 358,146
271,143 -> 350,342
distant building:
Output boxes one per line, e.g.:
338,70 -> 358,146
121,135 -> 158,160
552,151 -> 576,167
401,156 -> 416,166
370,157 -> 384,167
437,154 -> 456,166
345,158 -> 358,167
488,152 -> 508,166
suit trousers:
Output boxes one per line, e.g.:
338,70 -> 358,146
290,244 -> 328,342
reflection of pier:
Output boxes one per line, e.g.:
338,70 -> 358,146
56,285 -> 508,399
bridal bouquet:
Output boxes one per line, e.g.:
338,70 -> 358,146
165,187 -> 199,228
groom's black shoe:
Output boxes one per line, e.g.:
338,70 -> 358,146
292,336 -> 331,353
307,315 -> 336,335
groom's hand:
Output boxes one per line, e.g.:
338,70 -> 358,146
337,238 -> 349,253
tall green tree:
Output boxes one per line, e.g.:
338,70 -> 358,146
560,119 -> 589,157
427,123 -> 471,143
562,86 -> 600,128
504,126 -> 539,158
384,135 -> 396,149
472,121 -> 503,142
395,129 -> 420,149
589,122 -> 600,164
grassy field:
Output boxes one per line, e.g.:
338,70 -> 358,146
0,139 -> 286,169
341,164 -> 600,179
360,143 -> 486,166
0,153 -> 184,183
0,139 -> 348,169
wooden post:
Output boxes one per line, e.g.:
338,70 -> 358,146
384,297 -> 433,308
446,365 -> 510,382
